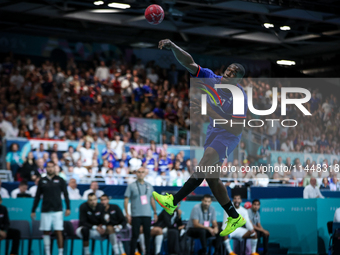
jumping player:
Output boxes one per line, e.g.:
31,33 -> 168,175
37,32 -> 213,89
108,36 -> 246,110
152,39 -> 247,237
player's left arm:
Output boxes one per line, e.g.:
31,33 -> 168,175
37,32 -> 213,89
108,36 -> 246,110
61,179 -> 71,214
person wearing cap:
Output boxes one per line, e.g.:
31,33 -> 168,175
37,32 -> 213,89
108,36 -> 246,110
124,167 -> 157,255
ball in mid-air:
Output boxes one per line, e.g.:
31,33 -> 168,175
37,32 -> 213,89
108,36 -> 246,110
144,4 -> 164,25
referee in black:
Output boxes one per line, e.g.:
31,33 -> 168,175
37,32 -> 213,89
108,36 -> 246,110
31,161 -> 70,255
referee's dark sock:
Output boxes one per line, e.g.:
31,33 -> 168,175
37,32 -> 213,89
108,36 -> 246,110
173,172 -> 204,205
222,200 -> 239,218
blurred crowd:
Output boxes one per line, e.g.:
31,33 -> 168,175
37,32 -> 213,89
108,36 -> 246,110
1,55 -> 340,188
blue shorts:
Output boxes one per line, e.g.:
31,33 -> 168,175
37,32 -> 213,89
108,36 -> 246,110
204,133 -> 239,163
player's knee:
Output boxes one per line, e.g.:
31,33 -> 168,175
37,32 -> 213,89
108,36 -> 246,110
81,227 -> 90,241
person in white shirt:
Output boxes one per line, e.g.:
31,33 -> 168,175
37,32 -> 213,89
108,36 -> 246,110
303,178 -> 324,199
95,61 -> 109,81
280,138 -> 294,152
273,156 -> 285,177
223,194 -> 258,255
111,133 -> 125,159
11,181 -> 31,198
76,139 -> 98,168
330,177 -> 340,191
334,208 -> 340,223
129,150 -> 142,172
29,177 -> 41,197
82,181 -> 104,200
73,159 -> 89,180
256,166 -> 269,187
0,179 -> 10,198
146,68 -> 159,84
67,178 -> 81,200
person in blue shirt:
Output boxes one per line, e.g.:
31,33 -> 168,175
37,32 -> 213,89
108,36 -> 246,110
158,149 -> 173,175
143,149 -> 158,176
101,142 -> 119,169
152,39 -> 247,240
257,138 -> 271,165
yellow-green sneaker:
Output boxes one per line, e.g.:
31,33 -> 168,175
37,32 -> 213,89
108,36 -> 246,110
152,192 -> 177,215
220,214 -> 246,237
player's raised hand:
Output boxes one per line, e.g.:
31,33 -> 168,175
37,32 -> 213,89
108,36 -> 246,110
158,39 -> 173,50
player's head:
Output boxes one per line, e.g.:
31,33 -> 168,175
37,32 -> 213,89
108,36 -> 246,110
100,194 -> 109,207
232,194 -> 242,208
87,192 -> 98,208
46,161 -> 56,176
223,63 -> 245,79
252,199 -> 260,212
201,194 -> 212,210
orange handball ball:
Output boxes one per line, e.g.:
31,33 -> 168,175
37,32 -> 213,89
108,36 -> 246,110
144,4 -> 164,25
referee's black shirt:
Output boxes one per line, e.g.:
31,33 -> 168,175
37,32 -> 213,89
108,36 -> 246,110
31,175 -> 70,213
79,202 -> 106,228
105,204 -> 127,227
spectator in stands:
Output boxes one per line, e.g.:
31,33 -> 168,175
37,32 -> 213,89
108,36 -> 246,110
223,194 -> 258,255
129,150 -> 143,172
281,137 -> 294,152
239,141 -> 248,163
269,134 -> 280,151
124,167 -> 157,255
303,178 -> 324,199
256,166 -> 269,187
0,180 -> 9,198
102,141 -> 119,169
273,156 -> 285,177
320,177 -> 330,190
100,194 -> 127,255
256,138 -> 271,166
77,193 -> 114,255
82,181 -> 104,200
186,194 -> 222,255
303,169 -> 314,187
29,176 -> 40,197
330,177 -> 340,191
0,195 -> 21,255
33,143 -> 46,159
77,139 -> 98,169
95,60 -> 110,81
11,181 -> 31,198
248,199 -> 269,255
36,158 -> 46,176
67,178 -> 81,200
19,152 -> 40,181
111,132 -> 125,159
6,143 -> 24,179
158,149 -> 172,174
317,134 -> 329,150
334,207 -> 340,223
73,159 -> 89,180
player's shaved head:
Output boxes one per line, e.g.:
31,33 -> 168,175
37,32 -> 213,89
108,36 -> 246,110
224,63 -> 245,79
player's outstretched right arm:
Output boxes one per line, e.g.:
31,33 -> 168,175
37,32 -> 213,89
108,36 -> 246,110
159,39 -> 198,75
